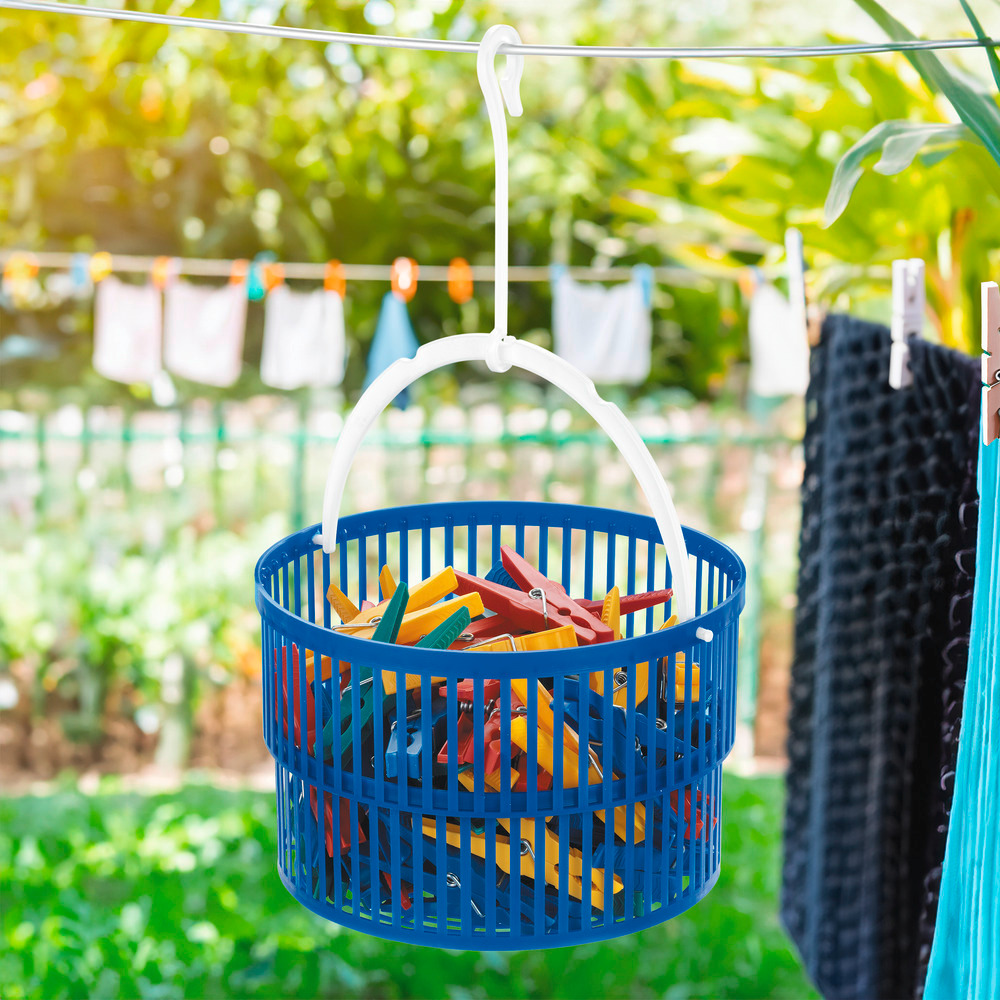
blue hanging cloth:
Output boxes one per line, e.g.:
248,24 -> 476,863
925,435 -> 1000,1000
365,291 -> 419,408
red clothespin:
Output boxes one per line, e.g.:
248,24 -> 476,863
391,257 -> 418,303
438,677 -> 502,703
670,788 -> 712,840
499,546 -> 614,645
575,588 -> 674,617
382,872 -> 413,910
274,645 -> 315,747
436,691 -> 510,771
448,257 -> 473,304
324,259 -> 346,298
309,786 -> 367,855
454,570 -> 591,640
438,711 -> 477,766
514,756 -> 553,792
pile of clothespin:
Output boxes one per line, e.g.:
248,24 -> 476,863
275,544 -> 712,927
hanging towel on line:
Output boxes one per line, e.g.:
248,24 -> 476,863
748,276 -> 810,397
163,280 -> 247,387
924,433 -> 1000,1000
260,285 -> 346,390
781,314 -> 981,1000
551,264 -> 652,385
92,276 -> 163,384
364,291 -> 419,408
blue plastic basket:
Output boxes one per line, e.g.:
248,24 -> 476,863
257,499 -> 745,949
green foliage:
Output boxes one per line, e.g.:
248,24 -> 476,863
3,1 -> 998,401
0,775 -> 817,1000
826,0 -> 1000,224
0,521 -> 266,750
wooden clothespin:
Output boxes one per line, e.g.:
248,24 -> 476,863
889,258 -> 925,389
983,282 -> 1000,446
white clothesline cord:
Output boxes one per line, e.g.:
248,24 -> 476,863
0,249 -> 726,286
1,0 -> 997,59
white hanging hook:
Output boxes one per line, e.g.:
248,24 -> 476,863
477,24 -> 523,373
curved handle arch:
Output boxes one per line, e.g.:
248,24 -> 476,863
318,333 -> 695,621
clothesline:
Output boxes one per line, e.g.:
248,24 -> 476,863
1,0 -> 997,60
0,249 -> 725,287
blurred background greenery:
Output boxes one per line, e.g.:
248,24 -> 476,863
2,1 -> 999,998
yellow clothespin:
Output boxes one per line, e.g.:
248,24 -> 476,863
509,713 -> 644,843
326,583 -> 361,624
420,819 -> 621,908
594,613 -> 680,707
504,817 -> 623,904
458,769 -> 519,794
379,565 -> 397,599
348,567 -> 458,625
302,651 -> 334,682
601,587 -> 621,640
466,624 -> 577,653
673,653 -> 700,703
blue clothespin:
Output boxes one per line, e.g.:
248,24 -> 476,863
485,559 -> 519,590
558,678 -> 648,775
385,697 -> 448,779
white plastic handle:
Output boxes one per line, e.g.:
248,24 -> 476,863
316,25 -> 694,621
477,24 -> 523,372
317,334 -> 695,621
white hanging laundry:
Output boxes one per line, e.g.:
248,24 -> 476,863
260,285 -> 346,390
163,279 -> 248,387
92,276 -> 163,384
747,277 -> 810,397
551,265 -> 652,385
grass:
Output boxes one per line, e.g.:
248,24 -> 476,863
0,774 -> 816,1000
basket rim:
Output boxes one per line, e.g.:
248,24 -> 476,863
255,500 -> 746,672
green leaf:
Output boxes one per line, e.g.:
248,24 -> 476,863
850,0 -> 1000,166
824,120 -> 969,223
873,122 -> 971,175
958,0 -> 1000,94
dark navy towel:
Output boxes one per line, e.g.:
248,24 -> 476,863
781,314 -> 981,1000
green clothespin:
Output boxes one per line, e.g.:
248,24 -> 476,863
370,583 -> 409,645
414,605 -> 472,649
325,583 -> 410,761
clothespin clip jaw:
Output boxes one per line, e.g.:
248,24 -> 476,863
983,282 -> 1000,446
889,258 -> 925,390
